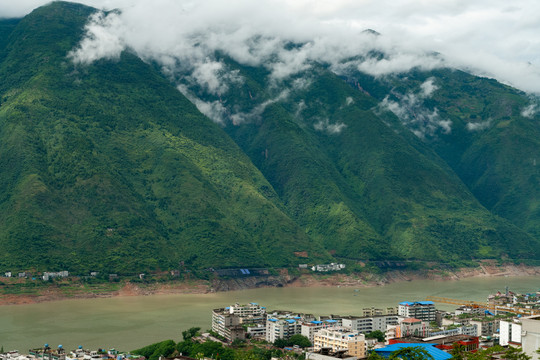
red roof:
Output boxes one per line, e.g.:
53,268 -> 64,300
402,318 -> 422,323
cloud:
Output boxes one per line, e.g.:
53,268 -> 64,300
466,119 -> 492,131
313,118 -> 347,134
379,79 -> 451,138
420,77 -> 438,97
177,84 -> 228,124
68,11 -> 124,64
5,0 -> 540,94
521,103 -> 538,118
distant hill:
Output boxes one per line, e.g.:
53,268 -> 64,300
0,2 -> 538,275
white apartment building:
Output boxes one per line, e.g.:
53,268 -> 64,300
314,327 -> 366,358
266,318 -> 303,343
521,315 -> 540,360
246,324 -> 266,340
341,315 -> 399,333
398,301 -> 436,322
212,303 -> 267,342
229,302 -> 266,317
301,320 -> 342,344
500,319 -> 522,346
469,319 -> 499,337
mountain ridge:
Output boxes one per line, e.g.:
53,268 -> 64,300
0,1 -> 538,275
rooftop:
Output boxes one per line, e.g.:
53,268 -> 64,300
402,318 -> 422,323
400,301 -> 435,306
375,343 -> 451,360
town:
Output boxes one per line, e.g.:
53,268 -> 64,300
2,288 -> 539,360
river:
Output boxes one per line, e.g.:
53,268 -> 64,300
0,276 -> 538,352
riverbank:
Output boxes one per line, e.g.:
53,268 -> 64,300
0,262 -> 538,306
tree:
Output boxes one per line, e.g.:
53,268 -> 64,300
366,330 -> 385,343
389,346 -> 434,360
450,344 -> 466,360
503,347 -> 531,360
274,338 -> 288,348
367,350 -> 385,360
288,334 -> 312,348
182,327 -> 201,341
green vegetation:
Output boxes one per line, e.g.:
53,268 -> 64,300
273,334 -> 311,349
211,58 -> 540,262
345,68 -> 540,253
132,340 -> 176,360
0,2 -> 328,274
0,2 -> 539,276
366,330 -> 385,342
450,344 -> 531,360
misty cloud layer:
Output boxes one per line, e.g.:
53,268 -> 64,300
4,0 -> 540,95
379,78 -> 452,139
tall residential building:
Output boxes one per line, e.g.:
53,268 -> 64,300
468,319 -> 499,337
211,303 -> 266,342
301,320 -> 343,344
229,302 -> 266,318
266,318 -> 303,343
499,319 -> 522,346
398,301 -> 437,322
521,315 -> 540,360
396,318 -> 429,338
341,314 -> 399,334
313,327 -> 366,358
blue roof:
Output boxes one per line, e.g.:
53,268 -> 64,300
294,316 -> 302,320
374,344 -> 451,360
268,318 -> 277,322
326,319 -> 338,323
286,319 -> 296,324
250,302 -> 258,305
311,321 -> 323,324
399,301 -> 434,306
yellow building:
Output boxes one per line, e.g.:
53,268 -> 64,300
313,327 -> 366,358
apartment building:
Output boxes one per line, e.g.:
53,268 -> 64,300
313,327 -> 366,358
266,318 -> 303,343
468,319 -> 499,337
211,302 -> 267,342
398,301 -> 437,322
499,319 -> 522,346
521,315 -> 540,360
341,314 -> 399,333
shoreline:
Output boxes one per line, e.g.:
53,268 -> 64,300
1,262 -> 539,306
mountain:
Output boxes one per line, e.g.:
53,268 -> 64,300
0,2 -> 329,273
0,2 -> 538,275
181,59 -> 538,262
340,68 -> 540,244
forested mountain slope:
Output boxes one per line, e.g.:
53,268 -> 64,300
0,2 -> 538,274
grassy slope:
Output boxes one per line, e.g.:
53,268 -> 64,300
348,68 -> 540,244
212,61 -> 539,262
0,2 -> 329,273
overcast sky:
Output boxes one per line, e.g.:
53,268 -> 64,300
2,0 -> 540,93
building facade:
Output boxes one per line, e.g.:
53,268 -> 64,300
211,303 -> 266,342
266,318 -> 302,343
341,315 -> 399,334
521,315 -> 540,360
313,327 -> 366,358
398,301 -> 436,322
500,319 -> 522,346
